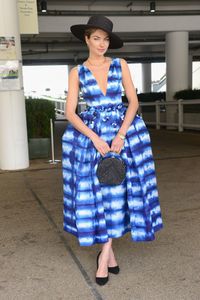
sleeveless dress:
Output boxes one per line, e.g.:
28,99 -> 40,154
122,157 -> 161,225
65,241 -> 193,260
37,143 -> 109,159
62,57 -> 163,246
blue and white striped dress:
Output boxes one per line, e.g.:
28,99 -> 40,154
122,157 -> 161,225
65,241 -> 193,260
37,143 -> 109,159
62,57 -> 163,246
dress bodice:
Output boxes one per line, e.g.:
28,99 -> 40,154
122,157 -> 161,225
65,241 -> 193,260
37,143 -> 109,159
78,57 -> 123,108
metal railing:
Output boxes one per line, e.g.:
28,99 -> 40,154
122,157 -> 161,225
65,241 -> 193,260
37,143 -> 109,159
54,99 -> 66,115
138,99 -> 200,132
50,98 -> 200,132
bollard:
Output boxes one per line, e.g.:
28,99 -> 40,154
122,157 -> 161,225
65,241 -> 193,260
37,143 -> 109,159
48,118 -> 61,164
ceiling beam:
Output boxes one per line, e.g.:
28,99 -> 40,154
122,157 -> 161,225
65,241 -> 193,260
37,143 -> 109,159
38,15 -> 200,33
38,10 -> 200,17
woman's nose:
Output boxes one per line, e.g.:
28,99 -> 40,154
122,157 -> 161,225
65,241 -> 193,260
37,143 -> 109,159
100,40 -> 105,47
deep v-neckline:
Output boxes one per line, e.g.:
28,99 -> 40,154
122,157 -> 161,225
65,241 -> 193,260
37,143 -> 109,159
82,58 -> 114,97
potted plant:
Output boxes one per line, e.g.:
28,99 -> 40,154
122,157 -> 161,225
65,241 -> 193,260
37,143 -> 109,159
25,98 -> 55,159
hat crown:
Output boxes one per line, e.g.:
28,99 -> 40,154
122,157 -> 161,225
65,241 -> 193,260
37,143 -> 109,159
87,15 -> 113,32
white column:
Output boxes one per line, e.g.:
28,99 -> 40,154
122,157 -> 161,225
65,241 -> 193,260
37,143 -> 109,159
0,0 -> 29,170
142,63 -> 151,93
165,31 -> 189,128
188,54 -> 193,89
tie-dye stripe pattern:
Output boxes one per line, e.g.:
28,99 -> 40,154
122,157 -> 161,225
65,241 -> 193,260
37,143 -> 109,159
62,57 -> 163,246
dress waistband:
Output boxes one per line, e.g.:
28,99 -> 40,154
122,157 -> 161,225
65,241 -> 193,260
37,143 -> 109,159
86,103 -> 125,112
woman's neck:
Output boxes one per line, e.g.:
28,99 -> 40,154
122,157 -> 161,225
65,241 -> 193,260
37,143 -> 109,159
87,56 -> 106,66
88,54 -> 106,60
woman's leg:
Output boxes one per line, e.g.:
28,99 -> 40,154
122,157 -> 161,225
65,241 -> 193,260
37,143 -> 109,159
96,238 -> 118,277
108,245 -> 118,268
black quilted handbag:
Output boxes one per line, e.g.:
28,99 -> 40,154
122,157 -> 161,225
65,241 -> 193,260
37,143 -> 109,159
96,152 -> 126,185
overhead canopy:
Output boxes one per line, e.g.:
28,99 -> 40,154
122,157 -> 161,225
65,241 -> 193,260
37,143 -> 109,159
21,0 -> 200,65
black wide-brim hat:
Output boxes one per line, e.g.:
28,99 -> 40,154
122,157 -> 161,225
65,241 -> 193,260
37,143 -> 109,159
70,15 -> 123,49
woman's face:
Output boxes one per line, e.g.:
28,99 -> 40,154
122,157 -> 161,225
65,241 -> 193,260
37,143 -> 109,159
85,29 -> 110,56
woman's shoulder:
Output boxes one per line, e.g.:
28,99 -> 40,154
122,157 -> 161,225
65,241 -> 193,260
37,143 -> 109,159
69,65 -> 80,75
118,57 -> 128,65
69,65 -> 79,73
68,66 -> 79,82
110,57 -> 128,67
110,58 -> 128,73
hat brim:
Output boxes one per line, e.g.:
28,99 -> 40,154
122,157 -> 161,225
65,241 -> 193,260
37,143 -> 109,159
70,24 -> 123,49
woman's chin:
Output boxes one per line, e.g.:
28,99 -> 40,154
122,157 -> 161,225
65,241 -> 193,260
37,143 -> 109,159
96,49 -> 106,55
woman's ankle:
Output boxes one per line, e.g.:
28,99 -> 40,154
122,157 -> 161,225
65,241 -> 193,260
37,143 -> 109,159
108,247 -> 118,267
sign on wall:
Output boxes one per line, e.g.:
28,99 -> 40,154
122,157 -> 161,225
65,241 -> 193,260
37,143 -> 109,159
0,60 -> 20,91
0,37 -> 20,91
18,0 -> 39,34
0,37 -> 16,60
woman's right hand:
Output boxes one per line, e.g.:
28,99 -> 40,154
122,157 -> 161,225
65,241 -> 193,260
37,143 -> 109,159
91,136 -> 111,157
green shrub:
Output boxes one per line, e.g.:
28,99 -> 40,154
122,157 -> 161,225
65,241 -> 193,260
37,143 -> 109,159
137,92 -> 166,112
174,89 -> 200,113
122,95 -> 128,103
25,99 -> 55,138
137,92 -> 166,102
174,88 -> 200,100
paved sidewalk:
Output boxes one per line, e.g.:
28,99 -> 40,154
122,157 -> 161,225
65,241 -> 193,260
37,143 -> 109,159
0,126 -> 200,300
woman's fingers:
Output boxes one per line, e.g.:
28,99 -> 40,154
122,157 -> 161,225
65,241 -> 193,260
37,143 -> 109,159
110,142 -> 124,154
92,136 -> 111,156
97,141 -> 111,156
111,144 -> 120,152
100,144 -> 123,156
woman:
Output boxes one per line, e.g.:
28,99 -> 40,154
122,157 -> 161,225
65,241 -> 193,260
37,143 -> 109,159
62,15 -> 163,286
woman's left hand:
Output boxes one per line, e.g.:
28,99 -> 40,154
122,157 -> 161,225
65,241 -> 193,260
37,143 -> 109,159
110,135 -> 124,154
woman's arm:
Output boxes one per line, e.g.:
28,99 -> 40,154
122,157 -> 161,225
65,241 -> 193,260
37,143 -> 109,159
65,67 -> 98,140
118,58 -> 139,136
110,58 -> 139,153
